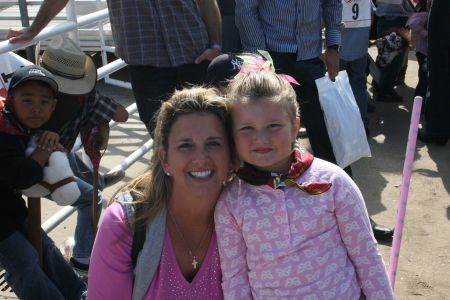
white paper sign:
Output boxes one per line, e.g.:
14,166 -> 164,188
342,0 -> 371,28
0,52 -> 32,100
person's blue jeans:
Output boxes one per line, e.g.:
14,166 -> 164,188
375,16 -> 409,96
269,52 -> 353,177
45,151 -> 103,258
0,219 -> 86,300
424,0 -> 450,137
128,61 -> 210,135
340,55 -> 370,128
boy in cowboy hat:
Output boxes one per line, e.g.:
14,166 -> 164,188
0,65 -> 87,299
39,36 -> 129,272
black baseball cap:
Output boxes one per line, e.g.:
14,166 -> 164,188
206,54 -> 243,87
9,65 -> 58,93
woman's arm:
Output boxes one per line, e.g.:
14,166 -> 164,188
88,201 -> 134,299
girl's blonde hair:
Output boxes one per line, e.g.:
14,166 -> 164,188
227,68 -> 300,122
111,86 -> 233,231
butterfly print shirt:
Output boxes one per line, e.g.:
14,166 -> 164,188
215,158 -> 395,300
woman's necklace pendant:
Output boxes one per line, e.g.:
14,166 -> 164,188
192,256 -> 198,269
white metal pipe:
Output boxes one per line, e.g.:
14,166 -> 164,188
97,59 -> 128,80
0,9 -> 109,55
100,45 -> 116,53
109,103 -> 138,128
65,0 -> 79,44
110,139 -> 154,173
75,9 -> 109,27
43,139 -> 153,234
0,21 -> 75,54
104,77 -> 132,89
42,206 -> 77,233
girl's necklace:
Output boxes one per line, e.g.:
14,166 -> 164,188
167,206 -> 214,270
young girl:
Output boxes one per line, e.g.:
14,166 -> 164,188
215,69 -> 395,299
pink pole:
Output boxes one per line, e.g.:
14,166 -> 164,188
388,96 -> 423,288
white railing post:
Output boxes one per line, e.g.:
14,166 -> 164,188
65,0 -> 80,45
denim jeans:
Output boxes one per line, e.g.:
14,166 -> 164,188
340,55 -> 370,127
0,219 -> 86,300
424,0 -> 450,137
128,61 -> 210,135
45,151 -> 103,258
269,52 -> 353,177
375,16 -> 409,96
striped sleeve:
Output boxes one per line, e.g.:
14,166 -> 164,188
235,0 -> 266,52
322,0 -> 344,47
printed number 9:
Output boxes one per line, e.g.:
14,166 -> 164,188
352,3 -> 359,20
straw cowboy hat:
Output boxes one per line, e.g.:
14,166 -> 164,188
41,36 -> 97,95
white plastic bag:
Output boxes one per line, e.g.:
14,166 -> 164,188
315,70 -> 371,168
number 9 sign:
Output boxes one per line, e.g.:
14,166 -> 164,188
342,0 -> 371,28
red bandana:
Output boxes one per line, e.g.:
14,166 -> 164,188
235,147 -> 332,195
0,108 -> 41,136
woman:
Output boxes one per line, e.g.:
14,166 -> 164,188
88,87 -> 233,299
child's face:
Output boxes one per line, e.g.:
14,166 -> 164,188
7,81 -> 56,129
231,100 -> 300,174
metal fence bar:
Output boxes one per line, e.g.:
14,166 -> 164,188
17,0 -> 34,62
64,0 -> 79,44
0,9 -> 109,54
42,138 -> 153,234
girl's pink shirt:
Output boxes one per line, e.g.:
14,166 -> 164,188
88,201 -> 224,300
215,158 -> 395,300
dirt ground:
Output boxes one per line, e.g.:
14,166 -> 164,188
351,48 -> 450,299
1,48 -> 449,299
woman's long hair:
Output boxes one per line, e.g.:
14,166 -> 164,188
110,86 -> 233,232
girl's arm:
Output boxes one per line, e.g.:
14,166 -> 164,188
214,191 -> 252,299
409,12 -> 428,39
333,176 -> 395,300
88,201 -> 134,299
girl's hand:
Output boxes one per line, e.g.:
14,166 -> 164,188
36,131 -> 60,151
54,143 -> 68,153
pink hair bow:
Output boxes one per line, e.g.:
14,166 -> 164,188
234,50 -> 300,85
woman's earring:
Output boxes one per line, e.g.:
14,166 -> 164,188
166,172 -> 171,176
